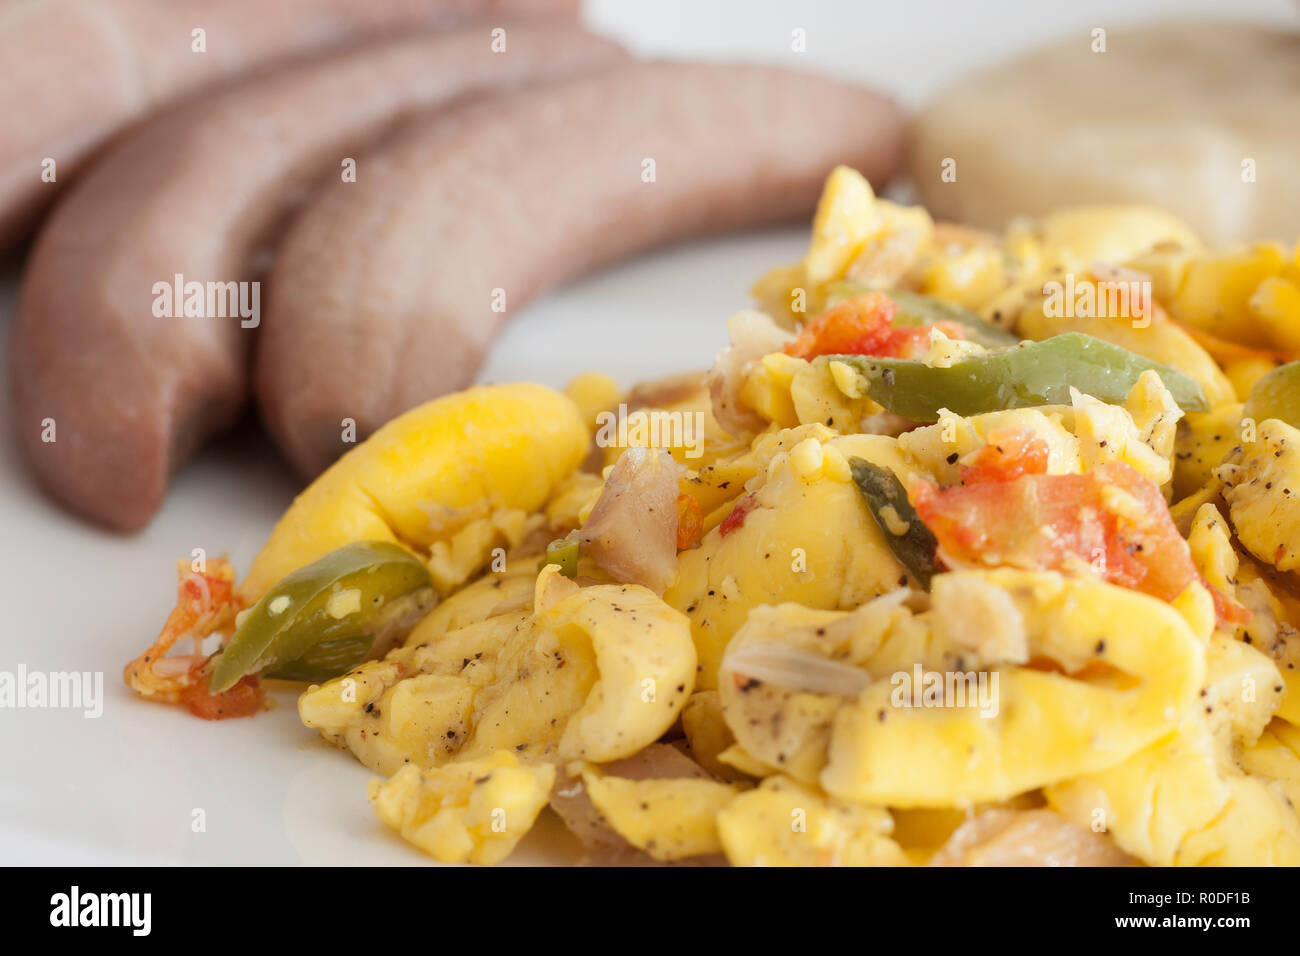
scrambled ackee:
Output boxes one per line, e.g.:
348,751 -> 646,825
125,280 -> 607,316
128,167 -> 1300,866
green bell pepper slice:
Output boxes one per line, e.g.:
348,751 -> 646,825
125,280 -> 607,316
210,541 -> 431,693
541,538 -> 580,578
848,457 -> 940,590
1244,361 -> 1300,431
822,332 -> 1209,422
263,636 -> 374,683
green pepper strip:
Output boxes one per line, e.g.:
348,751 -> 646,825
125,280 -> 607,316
209,540 -> 431,693
1244,361 -> 1300,431
824,283 -> 1019,349
823,332 -> 1209,422
542,538 -> 580,578
265,636 -> 373,683
848,457 -> 940,590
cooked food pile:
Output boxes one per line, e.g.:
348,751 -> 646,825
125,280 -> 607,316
125,167 -> 1300,866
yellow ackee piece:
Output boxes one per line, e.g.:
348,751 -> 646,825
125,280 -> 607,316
680,691 -> 745,782
563,371 -> 621,434
581,768 -> 739,861
1219,418 -> 1300,573
368,752 -> 555,866
1239,720 -> 1300,809
1046,720 -> 1231,866
1035,205 -> 1202,266
1047,710 -> 1300,866
664,430 -> 918,688
1170,242 -> 1289,348
1173,404 -> 1243,500
239,383 -> 588,604
804,165 -> 883,285
301,568 -> 696,776
822,571 -> 1206,807
717,776 -> 909,867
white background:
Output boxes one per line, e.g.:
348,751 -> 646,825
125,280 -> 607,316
0,0 -> 1293,864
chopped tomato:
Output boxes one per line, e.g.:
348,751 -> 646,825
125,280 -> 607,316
885,324 -> 947,359
959,428 -> 1051,483
783,293 -> 966,361
1212,589 -> 1253,627
180,673 -> 265,721
676,493 -> 703,550
719,493 -> 759,537
911,459 -> 1248,626
784,292 -> 896,358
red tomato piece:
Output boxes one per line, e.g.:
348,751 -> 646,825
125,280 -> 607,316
180,674 -> 264,721
783,293 -> 967,361
959,427 -> 1052,483
911,459 -> 1247,625
719,493 -> 759,537
783,293 -> 898,359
